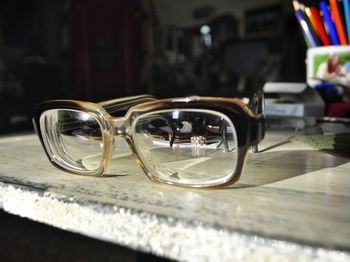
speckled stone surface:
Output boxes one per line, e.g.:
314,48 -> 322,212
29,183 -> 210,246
0,132 -> 350,261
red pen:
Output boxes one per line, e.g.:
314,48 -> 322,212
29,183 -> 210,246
309,6 -> 332,45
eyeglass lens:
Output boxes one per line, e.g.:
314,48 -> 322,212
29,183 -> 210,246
40,109 -> 104,172
133,109 -> 238,186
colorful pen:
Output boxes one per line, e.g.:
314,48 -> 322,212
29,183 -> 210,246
319,0 -> 340,45
330,0 -> 348,45
309,6 -> 332,45
344,0 -> 350,43
305,7 -> 318,31
293,1 -> 320,47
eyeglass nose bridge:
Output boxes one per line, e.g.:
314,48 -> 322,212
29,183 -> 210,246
111,117 -> 129,137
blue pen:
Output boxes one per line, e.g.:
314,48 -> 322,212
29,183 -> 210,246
320,0 -> 340,45
295,10 -> 320,47
344,0 -> 350,43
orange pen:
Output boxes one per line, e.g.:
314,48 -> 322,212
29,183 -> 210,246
305,7 -> 318,31
330,0 -> 348,45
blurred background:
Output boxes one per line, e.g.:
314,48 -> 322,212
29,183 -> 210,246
0,0 -> 305,134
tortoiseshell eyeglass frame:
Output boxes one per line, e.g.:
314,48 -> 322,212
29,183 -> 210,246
33,92 -> 265,188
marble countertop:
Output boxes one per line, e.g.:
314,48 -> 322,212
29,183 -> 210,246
0,131 -> 349,261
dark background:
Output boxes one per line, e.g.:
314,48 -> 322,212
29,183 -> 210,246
0,0 -> 305,133
0,1 -> 306,259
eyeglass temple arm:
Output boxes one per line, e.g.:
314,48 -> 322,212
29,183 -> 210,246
247,90 -> 265,153
248,89 -> 264,116
98,94 -> 157,116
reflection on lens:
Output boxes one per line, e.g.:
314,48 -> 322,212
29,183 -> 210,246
133,109 -> 238,186
40,109 -> 104,172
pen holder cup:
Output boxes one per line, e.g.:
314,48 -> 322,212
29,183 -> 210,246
307,45 -> 350,88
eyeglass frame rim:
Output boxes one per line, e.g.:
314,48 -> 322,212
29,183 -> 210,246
33,95 -> 264,188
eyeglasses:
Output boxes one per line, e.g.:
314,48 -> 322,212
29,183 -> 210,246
33,92 -> 265,188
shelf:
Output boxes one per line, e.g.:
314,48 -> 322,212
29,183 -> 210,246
0,131 -> 349,261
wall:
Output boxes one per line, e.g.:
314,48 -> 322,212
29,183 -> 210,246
152,0 -> 292,36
